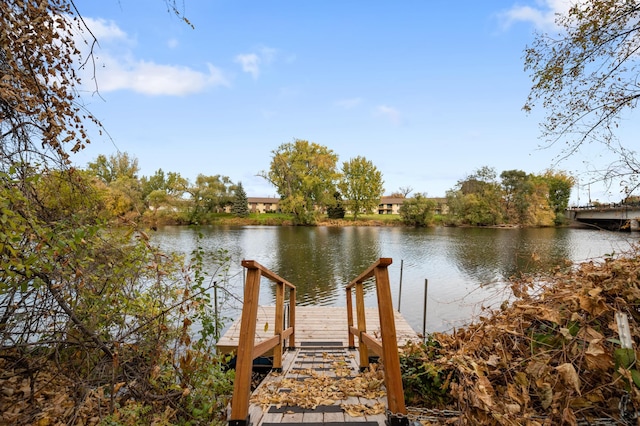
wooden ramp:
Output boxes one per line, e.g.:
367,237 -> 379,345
219,306 -> 420,426
248,343 -> 389,426
217,306 -> 419,355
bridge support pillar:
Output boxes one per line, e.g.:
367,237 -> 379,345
631,219 -> 640,232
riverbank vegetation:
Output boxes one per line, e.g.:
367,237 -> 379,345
52,149 -> 571,230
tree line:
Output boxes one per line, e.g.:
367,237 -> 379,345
74,142 -> 574,228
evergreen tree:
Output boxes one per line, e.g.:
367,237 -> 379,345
232,182 -> 250,217
327,191 -> 346,219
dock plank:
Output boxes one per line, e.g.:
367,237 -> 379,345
217,306 -> 419,355
243,346 -> 391,426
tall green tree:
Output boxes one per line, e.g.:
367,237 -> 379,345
141,168 -> 188,210
260,139 -> 339,225
338,156 -> 384,220
500,169 -> 533,224
87,152 -> 140,184
524,0 -> 640,195
539,170 -> 575,224
86,152 -> 143,220
232,181 -> 250,217
185,174 -> 234,222
447,166 -> 503,226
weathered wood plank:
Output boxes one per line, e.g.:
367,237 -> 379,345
217,306 -> 419,354
302,412 -> 324,423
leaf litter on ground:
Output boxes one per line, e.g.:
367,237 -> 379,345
402,245 -> 640,425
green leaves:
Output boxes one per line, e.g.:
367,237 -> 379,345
338,156 -> 384,221
399,193 -> 436,227
260,139 -> 340,224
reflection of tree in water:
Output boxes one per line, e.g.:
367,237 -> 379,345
269,227 -> 381,305
502,228 -> 572,277
448,228 -> 572,286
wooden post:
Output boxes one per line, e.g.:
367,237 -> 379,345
346,287 -> 355,348
288,286 -> 296,349
355,281 -> 368,369
229,265 -> 261,424
273,281 -> 284,369
373,259 -> 407,416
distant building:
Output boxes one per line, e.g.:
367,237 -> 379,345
243,196 -> 447,215
378,196 -> 405,214
247,197 -> 280,213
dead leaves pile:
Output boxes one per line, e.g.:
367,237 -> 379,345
409,251 -> 640,425
251,353 -> 386,417
0,355 -> 108,425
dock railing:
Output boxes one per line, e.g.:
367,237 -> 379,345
228,260 -> 296,426
346,257 -> 408,426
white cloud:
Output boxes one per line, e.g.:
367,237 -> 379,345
234,45 -> 282,79
97,60 -> 228,95
501,0 -> 574,30
235,53 -> 261,79
374,105 -> 401,125
335,98 -> 363,109
79,17 -> 128,42
75,17 -> 229,96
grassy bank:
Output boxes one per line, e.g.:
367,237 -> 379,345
143,211 -> 410,227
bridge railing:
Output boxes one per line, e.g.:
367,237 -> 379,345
228,260 -> 296,426
345,257 -> 408,425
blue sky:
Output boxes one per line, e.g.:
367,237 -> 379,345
69,0 -> 633,203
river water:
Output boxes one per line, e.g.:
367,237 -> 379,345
151,225 -> 639,334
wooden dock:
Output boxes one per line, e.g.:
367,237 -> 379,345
219,306 -> 420,426
217,306 -> 419,355
226,259 -> 419,426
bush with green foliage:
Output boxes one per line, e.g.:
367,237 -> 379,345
1,166 -> 236,424
400,338 -> 455,407
399,193 -> 436,226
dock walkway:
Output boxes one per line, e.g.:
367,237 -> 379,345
219,306 -> 420,426
225,258 -> 419,426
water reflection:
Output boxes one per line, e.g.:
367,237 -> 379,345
151,225 -> 637,333
446,227 -> 573,286
270,227 -> 381,305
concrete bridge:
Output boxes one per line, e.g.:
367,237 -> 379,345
566,204 -> 640,231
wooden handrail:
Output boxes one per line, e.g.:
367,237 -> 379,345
346,257 -> 393,290
229,260 -> 296,426
345,257 -> 408,422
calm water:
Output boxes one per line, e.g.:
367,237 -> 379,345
151,225 -> 639,333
